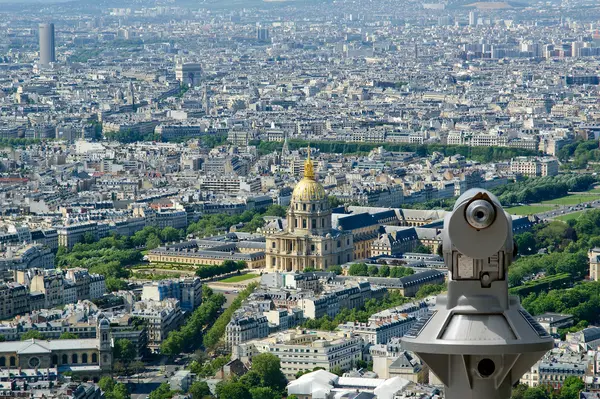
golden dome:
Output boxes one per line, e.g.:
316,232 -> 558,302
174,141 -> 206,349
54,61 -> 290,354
291,150 -> 326,202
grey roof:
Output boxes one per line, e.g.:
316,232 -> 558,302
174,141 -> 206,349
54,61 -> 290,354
335,212 -> 378,231
582,327 -> 600,343
0,338 -> 100,354
398,269 -> 445,288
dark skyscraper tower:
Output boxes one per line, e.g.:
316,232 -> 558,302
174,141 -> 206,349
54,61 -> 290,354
39,23 -> 56,66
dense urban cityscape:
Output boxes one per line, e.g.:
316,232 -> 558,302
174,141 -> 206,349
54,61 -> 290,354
1,0 -> 600,398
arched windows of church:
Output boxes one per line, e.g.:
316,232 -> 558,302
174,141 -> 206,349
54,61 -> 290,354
0,357 -> 5,367
52,355 -> 58,366
92,353 -> 98,363
82,354 -> 88,364
72,354 -> 78,364
62,354 -> 68,364
9,357 -> 15,367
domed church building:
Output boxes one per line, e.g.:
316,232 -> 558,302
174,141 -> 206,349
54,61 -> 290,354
265,152 -> 353,271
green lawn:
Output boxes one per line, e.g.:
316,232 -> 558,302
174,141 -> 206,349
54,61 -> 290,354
219,274 -> 259,283
554,211 -> 586,222
505,205 -> 555,215
587,187 -> 600,193
541,194 -> 598,206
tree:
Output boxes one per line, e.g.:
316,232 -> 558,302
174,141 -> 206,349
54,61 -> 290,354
378,265 -> 390,277
146,234 -> 162,250
249,387 -> 280,399
112,384 -> 131,399
148,383 -> 174,399
82,231 -> 97,244
330,366 -> 343,376
328,196 -> 343,208
59,332 -> 79,339
264,205 -> 286,217
348,263 -> 368,276
202,285 -> 213,300
413,244 -> 432,254
114,339 -> 136,364
368,265 -> 379,276
99,376 -> 116,393
161,227 -> 182,243
515,232 -> 537,255
215,381 -> 251,399
415,283 -> 447,299
326,265 -> 343,275
559,376 -> 584,399
189,381 -> 211,399
250,353 -> 288,392
106,277 -> 128,292
239,370 -> 262,387
21,330 -> 44,340
522,387 -> 552,399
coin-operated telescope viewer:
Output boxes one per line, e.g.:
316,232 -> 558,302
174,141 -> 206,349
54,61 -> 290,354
402,189 -> 553,399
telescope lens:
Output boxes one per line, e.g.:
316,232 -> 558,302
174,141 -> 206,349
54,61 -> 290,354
465,200 -> 495,229
477,358 -> 495,378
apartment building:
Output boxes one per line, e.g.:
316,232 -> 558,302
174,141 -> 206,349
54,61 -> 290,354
54,222 -> 98,250
510,157 -> 559,177
0,244 -> 54,273
132,299 -> 184,353
370,228 -> 419,257
233,330 -> 363,379
370,338 -> 427,382
338,315 -> 416,344
225,313 -> 269,349
141,277 -> 202,312
0,283 -> 29,320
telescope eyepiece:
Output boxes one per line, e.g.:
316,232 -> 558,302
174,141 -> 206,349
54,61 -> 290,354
465,199 -> 496,230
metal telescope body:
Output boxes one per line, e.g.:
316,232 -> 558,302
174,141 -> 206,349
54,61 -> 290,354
402,189 -> 553,399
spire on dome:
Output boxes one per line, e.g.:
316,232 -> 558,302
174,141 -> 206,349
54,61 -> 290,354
304,145 -> 314,179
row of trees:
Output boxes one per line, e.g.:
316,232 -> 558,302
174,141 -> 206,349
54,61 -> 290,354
98,377 -> 131,399
195,260 -> 247,279
348,263 -> 415,278
203,283 -> 258,350
511,377 -> 584,399
557,139 -> 600,170
521,281 -> 600,331
492,174 -> 595,205
55,226 -> 186,291
254,139 -> 536,163
104,129 -> 160,143
510,209 -> 600,288
509,209 -> 600,330
160,290 -> 226,355
186,205 -> 286,237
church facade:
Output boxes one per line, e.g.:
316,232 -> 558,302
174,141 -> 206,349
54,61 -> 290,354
265,154 -> 353,272
0,318 -> 112,376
